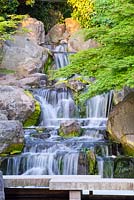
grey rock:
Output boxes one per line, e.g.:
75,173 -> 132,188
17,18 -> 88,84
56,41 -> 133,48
0,85 -> 35,122
59,120 -> 81,138
107,92 -> 134,156
0,120 -> 24,154
1,35 -> 48,78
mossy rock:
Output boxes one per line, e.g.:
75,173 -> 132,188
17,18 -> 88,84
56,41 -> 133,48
114,157 -> 134,178
59,130 -> 81,138
0,68 -> 15,74
86,150 -> 96,175
0,143 -> 24,156
23,91 -> 41,127
59,120 -> 82,138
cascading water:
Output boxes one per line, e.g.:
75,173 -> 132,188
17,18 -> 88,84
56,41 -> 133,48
0,43 -> 119,177
53,43 -> 69,69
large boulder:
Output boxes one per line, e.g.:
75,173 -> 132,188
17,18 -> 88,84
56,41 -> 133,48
0,17 -> 48,78
1,35 -> 48,78
21,17 -> 45,45
68,30 -> 99,52
113,87 -> 134,105
107,92 -> 134,156
0,120 -> 24,155
0,85 -> 35,122
59,120 -> 81,138
65,18 -> 81,36
46,24 -> 66,44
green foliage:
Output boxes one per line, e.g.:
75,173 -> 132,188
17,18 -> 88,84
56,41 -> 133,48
0,14 -> 27,40
54,0 -> 134,101
0,143 -> 24,156
0,68 -> 15,74
0,0 -> 19,15
67,0 -> 93,28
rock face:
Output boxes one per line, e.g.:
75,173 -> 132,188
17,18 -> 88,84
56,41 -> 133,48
0,85 -> 35,122
59,120 -> 81,138
107,92 -> 134,155
0,120 -> 24,155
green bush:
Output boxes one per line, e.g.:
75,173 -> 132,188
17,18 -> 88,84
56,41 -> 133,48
0,0 -> 19,15
53,0 -> 134,101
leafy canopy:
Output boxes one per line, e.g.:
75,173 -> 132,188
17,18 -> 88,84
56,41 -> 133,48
54,0 -> 134,101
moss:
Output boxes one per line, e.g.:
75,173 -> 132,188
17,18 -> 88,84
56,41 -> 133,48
86,150 -> 96,175
23,91 -> 41,127
122,144 -> 134,156
121,135 -> 134,156
0,143 -> 24,156
0,68 -> 15,74
59,130 -> 81,138
44,54 -> 53,74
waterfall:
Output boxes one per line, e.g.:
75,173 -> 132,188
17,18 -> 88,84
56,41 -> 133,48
0,43 -> 117,177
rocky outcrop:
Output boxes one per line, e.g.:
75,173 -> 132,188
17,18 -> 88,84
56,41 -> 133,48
0,120 -> 24,155
0,85 -> 35,122
46,19 -> 98,52
59,120 -> 81,138
107,92 -> 134,156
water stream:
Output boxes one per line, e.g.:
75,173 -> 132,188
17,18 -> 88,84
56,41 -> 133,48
0,44 -> 125,177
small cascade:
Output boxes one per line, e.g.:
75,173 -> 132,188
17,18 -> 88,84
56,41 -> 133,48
53,44 -> 69,69
33,88 -> 78,127
86,92 -> 113,118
